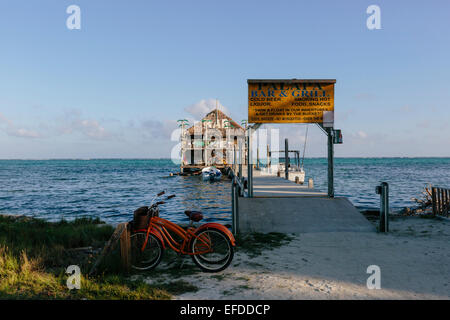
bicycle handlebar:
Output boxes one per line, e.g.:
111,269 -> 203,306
149,191 -> 176,208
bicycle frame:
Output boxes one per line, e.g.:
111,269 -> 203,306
134,216 -> 212,256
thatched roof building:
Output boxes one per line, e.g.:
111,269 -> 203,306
180,109 -> 247,171
186,109 -> 244,135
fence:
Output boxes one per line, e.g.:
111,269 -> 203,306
431,187 -> 450,217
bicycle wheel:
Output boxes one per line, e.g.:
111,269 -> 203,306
130,232 -> 163,271
190,228 -> 234,272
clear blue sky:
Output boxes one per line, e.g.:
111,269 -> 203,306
0,0 -> 449,158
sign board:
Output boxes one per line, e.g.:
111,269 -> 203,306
248,79 -> 335,124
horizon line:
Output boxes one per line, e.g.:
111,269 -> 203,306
1,156 -> 450,161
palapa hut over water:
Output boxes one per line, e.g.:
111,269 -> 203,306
179,109 -> 247,173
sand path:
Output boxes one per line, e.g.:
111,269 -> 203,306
143,216 -> 450,300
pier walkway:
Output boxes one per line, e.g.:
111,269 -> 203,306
236,169 -> 375,234
252,175 -> 326,197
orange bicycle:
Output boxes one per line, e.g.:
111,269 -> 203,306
130,191 -> 235,272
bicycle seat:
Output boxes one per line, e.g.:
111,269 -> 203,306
184,210 -> 203,222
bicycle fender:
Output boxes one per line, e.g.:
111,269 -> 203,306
195,223 -> 235,246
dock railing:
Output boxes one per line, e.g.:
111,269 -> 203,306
432,186 -> 450,217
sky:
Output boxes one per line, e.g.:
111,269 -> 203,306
0,0 -> 449,159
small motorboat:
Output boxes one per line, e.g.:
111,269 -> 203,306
278,163 -> 305,184
202,166 -> 222,181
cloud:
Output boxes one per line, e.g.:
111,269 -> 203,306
0,112 -> 13,126
357,131 -> 368,139
56,109 -> 112,140
79,120 -> 108,139
0,112 -> 41,139
184,99 -> 230,119
140,119 -> 177,140
8,128 -> 41,138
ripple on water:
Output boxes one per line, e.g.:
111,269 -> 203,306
0,158 -> 449,224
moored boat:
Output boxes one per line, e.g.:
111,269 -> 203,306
201,166 -> 222,181
278,163 -> 306,184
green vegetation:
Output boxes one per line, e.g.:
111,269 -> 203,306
0,216 -> 299,298
235,232 -> 295,258
153,280 -> 198,295
0,215 -> 174,299
211,274 -> 226,281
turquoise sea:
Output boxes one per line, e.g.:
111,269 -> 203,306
0,158 -> 449,225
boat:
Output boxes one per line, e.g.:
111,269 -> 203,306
201,166 -> 222,181
278,163 -> 306,184
273,125 -> 309,185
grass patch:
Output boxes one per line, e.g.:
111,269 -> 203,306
234,276 -> 250,282
222,289 -> 234,296
237,284 -> 251,290
235,232 -> 295,258
0,215 -> 172,299
154,280 -> 198,295
211,274 -> 226,281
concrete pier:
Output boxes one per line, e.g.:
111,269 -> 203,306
237,172 -> 375,234
252,175 -> 326,197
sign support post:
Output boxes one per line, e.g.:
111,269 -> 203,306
284,138 -> 289,180
327,128 -> 334,198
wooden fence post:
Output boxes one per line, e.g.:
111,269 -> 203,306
443,190 -> 447,215
89,222 -> 128,275
446,189 -> 450,216
120,223 -> 131,273
438,189 -> 442,215
432,187 -> 437,216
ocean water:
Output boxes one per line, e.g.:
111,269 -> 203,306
0,158 -> 449,225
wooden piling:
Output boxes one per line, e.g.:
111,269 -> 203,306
120,223 -> 131,272
431,186 -> 450,217
89,222 -> 129,275
432,187 -> 437,216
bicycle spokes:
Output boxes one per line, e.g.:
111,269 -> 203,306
190,229 -> 234,272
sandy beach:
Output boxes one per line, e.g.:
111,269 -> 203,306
143,215 -> 450,300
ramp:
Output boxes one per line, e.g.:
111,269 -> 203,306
238,197 -> 375,233
238,197 -> 376,233
238,175 -> 374,234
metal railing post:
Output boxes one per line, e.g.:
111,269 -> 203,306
238,140 -> 243,180
231,177 -> 239,235
233,145 -> 237,174
247,130 -> 253,197
231,178 -> 236,235
376,182 -> 389,232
